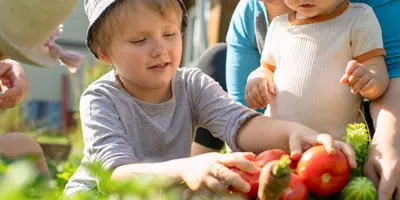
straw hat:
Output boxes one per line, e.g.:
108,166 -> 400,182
0,0 -> 80,68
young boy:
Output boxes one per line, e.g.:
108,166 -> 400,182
65,0 -> 356,198
245,0 -> 389,140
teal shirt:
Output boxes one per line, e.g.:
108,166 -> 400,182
226,0 -> 400,107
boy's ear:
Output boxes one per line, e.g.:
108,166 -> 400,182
96,47 -> 112,64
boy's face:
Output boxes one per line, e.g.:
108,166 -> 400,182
284,0 -> 341,19
102,3 -> 182,92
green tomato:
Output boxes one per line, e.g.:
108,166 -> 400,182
339,177 -> 376,200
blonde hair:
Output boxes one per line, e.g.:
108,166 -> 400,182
90,0 -> 183,56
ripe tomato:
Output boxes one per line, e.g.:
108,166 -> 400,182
279,173 -> 308,200
229,168 -> 260,198
254,149 -> 297,170
296,145 -> 350,196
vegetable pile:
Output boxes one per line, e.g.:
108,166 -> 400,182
230,122 -> 377,200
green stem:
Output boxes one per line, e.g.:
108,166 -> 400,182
358,109 -> 371,141
272,155 -> 291,178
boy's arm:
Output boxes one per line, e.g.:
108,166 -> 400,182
111,158 -> 184,182
235,115 -> 318,154
191,68 -> 316,155
359,56 -> 389,100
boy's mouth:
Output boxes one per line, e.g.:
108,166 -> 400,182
300,4 -> 315,8
148,62 -> 170,69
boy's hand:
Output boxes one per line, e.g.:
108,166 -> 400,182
181,152 -> 259,198
245,68 -> 276,109
340,60 -> 375,95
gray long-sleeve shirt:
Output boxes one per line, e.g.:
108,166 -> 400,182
64,67 -> 261,195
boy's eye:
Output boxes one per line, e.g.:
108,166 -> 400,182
130,38 -> 146,44
164,33 -> 176,37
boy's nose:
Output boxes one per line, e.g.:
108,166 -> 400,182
150,39 -> 167,57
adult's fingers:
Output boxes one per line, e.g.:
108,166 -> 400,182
377,170 -> 397,200
363,158 -> 380,188
0,94 -> 22,109
0,61 -> 12,77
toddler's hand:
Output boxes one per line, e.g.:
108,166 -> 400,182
340,60 -> 375,94
245,69 -> 276,109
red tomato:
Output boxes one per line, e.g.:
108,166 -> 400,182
229,168 -> 260,198
254,149 -> 297,170
279,173 -> 308,200
296,145 -> 350,196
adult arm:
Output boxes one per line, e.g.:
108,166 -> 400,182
226,0 -> 263,108
365,78 -> 400,200
362,1 -> 400,199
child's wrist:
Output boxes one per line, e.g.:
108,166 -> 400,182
167,158 -> 188,182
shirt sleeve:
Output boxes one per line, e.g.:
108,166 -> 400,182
225,0 -> 263,108
367,0 -> 400,78
260,19 -> 277,72
351,6 -> 386,63
80,89 -> 137,170
187,68 -> 262,152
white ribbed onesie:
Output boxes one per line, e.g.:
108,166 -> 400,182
261,1 -> 386,139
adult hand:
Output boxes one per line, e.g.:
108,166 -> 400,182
364,140 -> 400,200
364,78 -> 400,200
0,59 -> 28,109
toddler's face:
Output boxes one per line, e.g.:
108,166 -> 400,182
284,0 -> 342,19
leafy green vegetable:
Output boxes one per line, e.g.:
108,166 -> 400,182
341,111 -> 371,177
341,123 -> 370,177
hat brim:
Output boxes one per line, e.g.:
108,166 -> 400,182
0,32 -> 58,68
